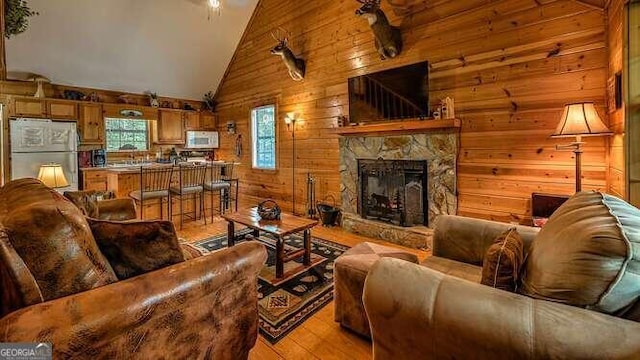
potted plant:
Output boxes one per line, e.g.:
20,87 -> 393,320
5,0 -> 38,39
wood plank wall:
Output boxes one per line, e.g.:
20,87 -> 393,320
606,0 -> 627,199
214,0 -> 609,224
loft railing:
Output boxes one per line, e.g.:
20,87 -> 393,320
349,75 -> 425,121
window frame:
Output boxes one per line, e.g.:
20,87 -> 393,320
250,104 -> 278,171
104,117 -> 151,153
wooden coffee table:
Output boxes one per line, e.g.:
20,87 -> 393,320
222,207 -> 319,279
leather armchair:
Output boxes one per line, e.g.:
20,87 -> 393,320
364,258 -> 640,359
363,215 -> 640,359
64,189 -> 137,220
0,179 -> 267,359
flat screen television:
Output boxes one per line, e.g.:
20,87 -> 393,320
348,61 -> 429,123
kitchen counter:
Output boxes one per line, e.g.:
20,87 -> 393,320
80,161 -> 234,175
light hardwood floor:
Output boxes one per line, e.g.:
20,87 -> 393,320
175,213 -> 429,360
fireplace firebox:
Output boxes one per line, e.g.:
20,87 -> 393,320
358,159 -> 428,227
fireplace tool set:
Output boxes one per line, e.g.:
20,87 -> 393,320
306,172 -> 340,226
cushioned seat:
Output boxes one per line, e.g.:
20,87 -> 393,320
334,242 -> 418,338
420,256 -> 481,283
129,189 -> 170,201
204,181 -> 230,191
170,185 -> 203,194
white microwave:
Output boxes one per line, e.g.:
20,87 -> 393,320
185,131 -> 219,149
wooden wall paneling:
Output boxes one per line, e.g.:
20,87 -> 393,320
0,0 -> 6,81
214,0 -> 609,222
606,0 -> 626,199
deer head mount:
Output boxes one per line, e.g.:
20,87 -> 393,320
355,0 -> 402,60
270,28 -> 306,81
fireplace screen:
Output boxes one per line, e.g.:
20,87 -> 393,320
358,159 -> 428,227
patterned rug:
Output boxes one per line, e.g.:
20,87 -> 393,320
191,228 -> 349,344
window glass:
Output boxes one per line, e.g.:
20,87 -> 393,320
105,118 -> 149,151
251,105 -> 276,170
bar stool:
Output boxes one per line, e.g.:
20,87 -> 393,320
204,163 -> 231,222
129,166 -> 173,220
222,162 -> 238,212
170,163 -> 207,229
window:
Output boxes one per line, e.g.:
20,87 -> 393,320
105,118 -> 149,151
251,105 -> 276,170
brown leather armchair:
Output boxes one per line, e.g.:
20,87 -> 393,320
363,213 -> 640,359
64,189 -> 138,220
0,179 -> 267,359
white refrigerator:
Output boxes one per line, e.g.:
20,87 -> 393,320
10,118 -> 78,192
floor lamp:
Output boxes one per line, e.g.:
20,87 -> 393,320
551,103 -> 612,192
285,112 -> 301,215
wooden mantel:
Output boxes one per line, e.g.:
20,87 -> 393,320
334,118 -> 461,136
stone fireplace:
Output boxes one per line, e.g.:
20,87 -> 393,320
339,129 -> 458,249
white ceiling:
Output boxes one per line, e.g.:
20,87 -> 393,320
6,0 -> 258,100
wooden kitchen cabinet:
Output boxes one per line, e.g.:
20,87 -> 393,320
78,103 -> 105,144
14,98 -> 47,117
155,109 -> 185,144
82,170 -> 109,191
200,112 -> 216,130
13,97 -> 78,120
48,100 -> 78,120
184,111 -> 200,130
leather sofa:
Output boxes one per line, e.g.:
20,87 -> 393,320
364,203 -> 640,359
0,178 -> 267,359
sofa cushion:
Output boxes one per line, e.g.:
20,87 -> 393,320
480,228 -> 524,292
421,256 -> 482,283
87,218 -> 185,279
520,191 -> 640,315
0,179 -> 118,301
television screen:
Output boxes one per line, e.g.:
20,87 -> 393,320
348,61 -> 429,123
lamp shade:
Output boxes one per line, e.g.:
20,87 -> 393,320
551,103 -> 612,138
37,164 -> 69,188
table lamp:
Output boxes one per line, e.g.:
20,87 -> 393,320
37,164 -> 69,188
551,103 -> 612,192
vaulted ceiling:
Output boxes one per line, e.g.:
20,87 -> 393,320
5,0 -> 259,100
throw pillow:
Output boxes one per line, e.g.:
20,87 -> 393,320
480,228 -> 524,292
520,191 -> 640,316
87,218 -> 185,280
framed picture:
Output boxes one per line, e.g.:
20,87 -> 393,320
607,71 -> 623,113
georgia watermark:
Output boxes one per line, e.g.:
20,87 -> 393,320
0,343 -> 51,360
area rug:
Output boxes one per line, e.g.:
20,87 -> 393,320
191,229 -> 349,344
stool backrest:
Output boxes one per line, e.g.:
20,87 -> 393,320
210,163 -> 225,183
178,163 -> 207,189
140,166 -> 173,192
222,162 -> 235,181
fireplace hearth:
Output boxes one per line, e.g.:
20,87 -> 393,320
359,159 -> 428,227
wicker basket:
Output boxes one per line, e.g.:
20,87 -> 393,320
257,199 -> 281,220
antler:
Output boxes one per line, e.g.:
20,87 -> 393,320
271,29 -> 282,42
271,26 -> 290,44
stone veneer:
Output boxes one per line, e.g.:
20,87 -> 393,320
339,131 -> 458,249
